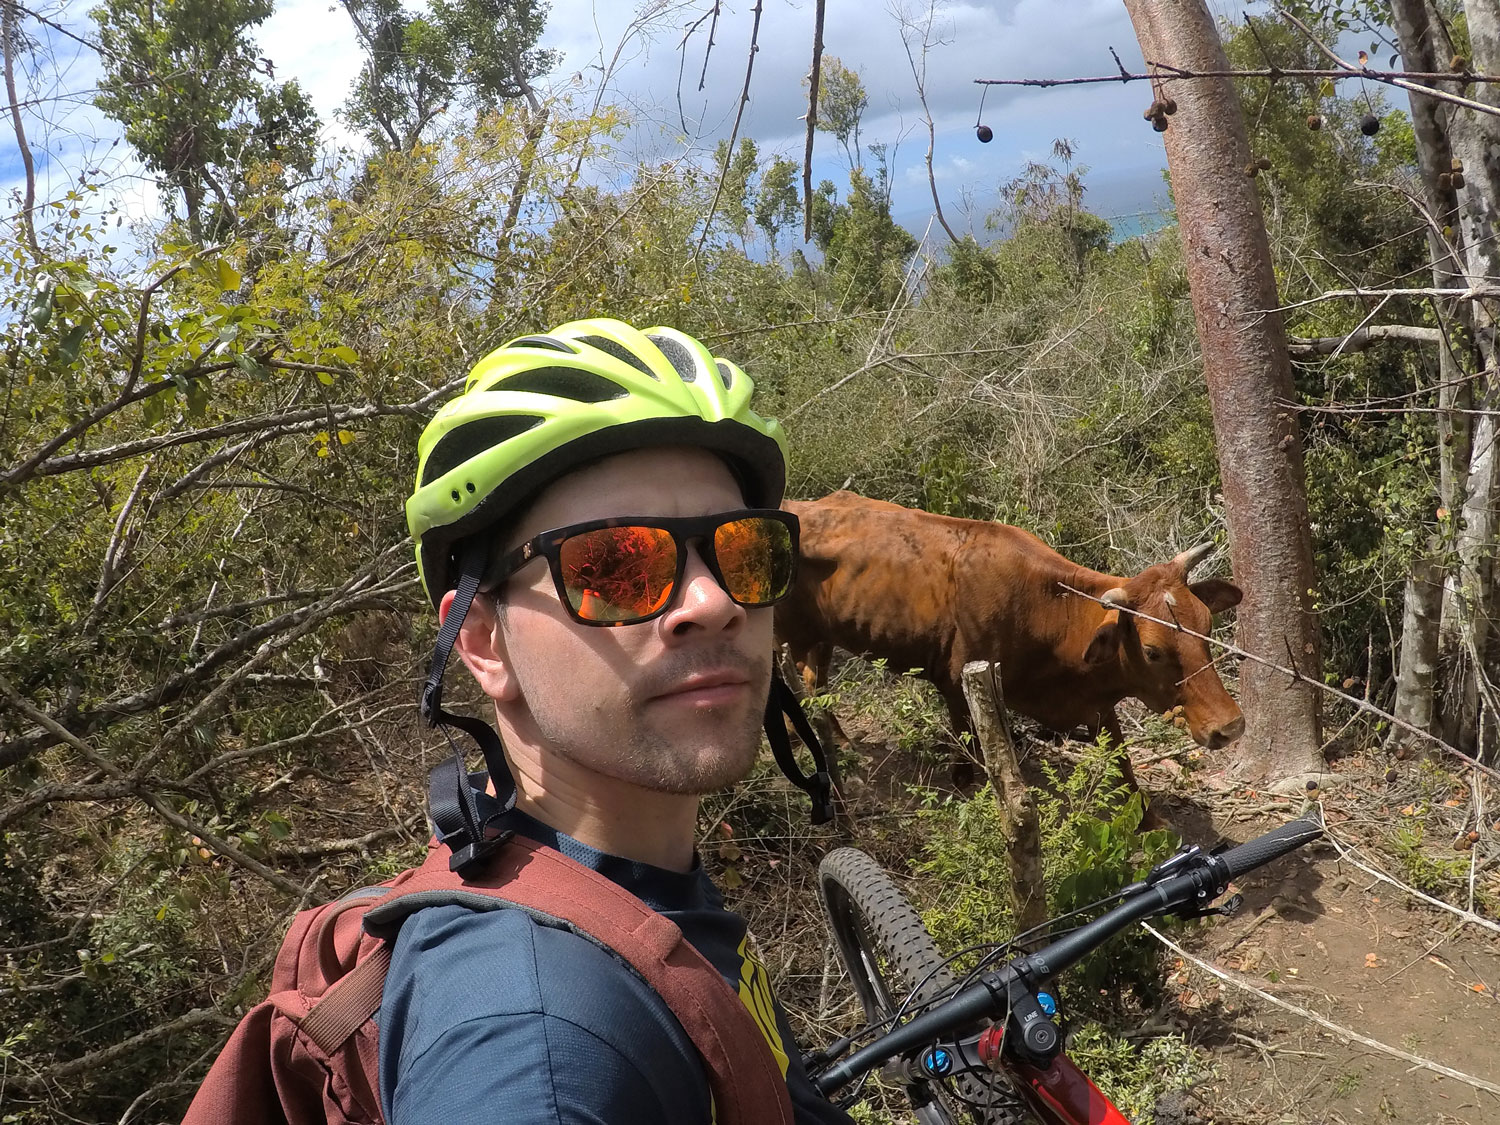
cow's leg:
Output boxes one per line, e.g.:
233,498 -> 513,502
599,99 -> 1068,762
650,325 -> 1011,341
799,642 -> 851,750
1098,711 -> 1167,831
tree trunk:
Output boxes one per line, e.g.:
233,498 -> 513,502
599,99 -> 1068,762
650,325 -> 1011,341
1124,0 -> 1322,781
1402,0 -> 1500,757
1449,1 -> 1500,759
1392,553 -> 1444,756
1388,0 -> 1471,752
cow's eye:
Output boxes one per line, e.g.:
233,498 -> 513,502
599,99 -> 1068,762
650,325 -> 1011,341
1144,645 -> 1165,662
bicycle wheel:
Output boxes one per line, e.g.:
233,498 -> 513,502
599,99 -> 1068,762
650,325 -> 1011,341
818,847 -> 1028,1125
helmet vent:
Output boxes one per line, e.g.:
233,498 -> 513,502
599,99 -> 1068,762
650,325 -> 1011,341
421,415 -> 544,486
714,360 -> 735,390
508,335 -> 576,354
500,366 -> 626,403
577,334 -> 660,380
647,334 -> 699,383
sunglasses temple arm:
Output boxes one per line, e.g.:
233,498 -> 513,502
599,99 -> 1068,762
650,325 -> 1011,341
764,671 -> 837,825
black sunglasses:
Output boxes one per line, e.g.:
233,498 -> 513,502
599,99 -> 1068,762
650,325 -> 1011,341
482,509 -> 800,627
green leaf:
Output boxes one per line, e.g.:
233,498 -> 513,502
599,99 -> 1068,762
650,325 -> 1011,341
233,352 -> 264,379
216,258 -> 241,292
28,279 -> 53,329
59,323 -> 88,364
330,345 -> 358,365
316,370 -> 335,386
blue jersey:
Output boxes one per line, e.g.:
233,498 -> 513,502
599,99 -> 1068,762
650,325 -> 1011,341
377,805 -> 855,1124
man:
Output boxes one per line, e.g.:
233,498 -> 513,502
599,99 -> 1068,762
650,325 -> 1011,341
389,318 -> 851,1122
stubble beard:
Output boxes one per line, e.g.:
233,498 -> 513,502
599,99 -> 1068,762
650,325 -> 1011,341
528,645 -> 773,796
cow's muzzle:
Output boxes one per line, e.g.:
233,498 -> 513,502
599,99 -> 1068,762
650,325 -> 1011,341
1202,714 -> 1246,749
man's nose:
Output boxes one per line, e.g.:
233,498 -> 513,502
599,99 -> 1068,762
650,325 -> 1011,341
662,545 -> 745,635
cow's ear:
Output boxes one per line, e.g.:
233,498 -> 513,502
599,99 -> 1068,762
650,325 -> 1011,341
1190,579 -> 1242,613
1084,611 -> 1123,665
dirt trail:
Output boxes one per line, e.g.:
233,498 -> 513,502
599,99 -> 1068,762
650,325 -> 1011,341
1154,767 -> 1500,1125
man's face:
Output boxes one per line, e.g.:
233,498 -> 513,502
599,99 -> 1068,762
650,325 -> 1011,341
478,446 -> 774,795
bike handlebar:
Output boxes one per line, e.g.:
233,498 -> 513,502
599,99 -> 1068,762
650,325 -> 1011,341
1211,815 -> 1324,881
815,817 -> 1323,1095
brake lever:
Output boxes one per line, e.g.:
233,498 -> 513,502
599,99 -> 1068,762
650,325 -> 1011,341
1170,891 -> 1244,922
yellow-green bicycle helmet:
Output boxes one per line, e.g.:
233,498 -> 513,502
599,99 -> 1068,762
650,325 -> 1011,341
408,317 -> 789,608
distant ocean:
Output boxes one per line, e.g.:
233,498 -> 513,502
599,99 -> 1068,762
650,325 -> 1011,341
1105,211 -> 1174,244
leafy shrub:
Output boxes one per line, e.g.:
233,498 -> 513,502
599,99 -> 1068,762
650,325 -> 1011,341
913,737 -> 1179,1005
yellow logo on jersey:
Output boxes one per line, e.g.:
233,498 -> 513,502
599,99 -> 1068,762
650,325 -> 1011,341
735,934 -> 790,1077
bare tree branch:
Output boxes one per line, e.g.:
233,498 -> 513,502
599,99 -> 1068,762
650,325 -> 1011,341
2,1008 -> 237,1094
1287,323 -> 1444,356
1272,4 -> 1500,121
3,0 -> 38,259
802,0 -> 826,244
893,0 -> 959,245
693,0 -> 763,257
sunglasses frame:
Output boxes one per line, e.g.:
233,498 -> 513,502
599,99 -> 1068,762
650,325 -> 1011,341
481,508 -> 801,627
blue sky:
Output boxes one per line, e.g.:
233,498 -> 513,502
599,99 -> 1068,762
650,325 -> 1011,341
0,0 -> 1257,246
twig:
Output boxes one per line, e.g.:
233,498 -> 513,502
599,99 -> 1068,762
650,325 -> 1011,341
2,1007 -> 237,1093
1274,284 -> 1500,313
1379,920 -> 1465,985
1322,825 -> 1500,939
1287,324 -> 1444,357
1144,923 -> 1500,1099
1273,5 -> 1500,121
694,0 -> 763,257
975,66 -> 1500,89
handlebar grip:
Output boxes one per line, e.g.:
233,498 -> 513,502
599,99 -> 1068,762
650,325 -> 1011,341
1214,817 -> 1323,881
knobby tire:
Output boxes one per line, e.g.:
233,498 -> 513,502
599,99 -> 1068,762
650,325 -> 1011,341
818,847 -> 1028,1125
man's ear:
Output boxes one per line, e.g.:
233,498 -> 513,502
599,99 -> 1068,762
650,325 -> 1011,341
1084,610 -> 1124,666
442,589 -> 521,702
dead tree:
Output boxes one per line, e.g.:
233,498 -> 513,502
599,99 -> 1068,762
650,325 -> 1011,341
1124,0 -> 1323,781
1386,0 -> 1500,758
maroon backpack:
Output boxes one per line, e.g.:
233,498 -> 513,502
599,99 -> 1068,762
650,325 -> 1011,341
181,834 -> 794,1125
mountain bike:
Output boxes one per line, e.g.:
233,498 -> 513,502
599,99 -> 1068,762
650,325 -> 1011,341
809,817 -> 1324,1124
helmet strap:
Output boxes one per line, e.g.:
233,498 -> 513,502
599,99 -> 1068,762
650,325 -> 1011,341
763,671 -> 837,825
420,538 -> 518,874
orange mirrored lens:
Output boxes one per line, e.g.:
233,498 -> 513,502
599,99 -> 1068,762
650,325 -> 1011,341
714,517 -> 793,605
558,526 -> 678,623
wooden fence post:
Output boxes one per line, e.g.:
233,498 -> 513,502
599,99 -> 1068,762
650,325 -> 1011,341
960,660 -> 1049,940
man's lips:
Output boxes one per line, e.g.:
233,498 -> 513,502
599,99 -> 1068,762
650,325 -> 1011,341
650,671 -> 752,705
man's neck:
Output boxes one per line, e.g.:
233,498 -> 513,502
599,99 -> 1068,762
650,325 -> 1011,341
492,756 -> 701,873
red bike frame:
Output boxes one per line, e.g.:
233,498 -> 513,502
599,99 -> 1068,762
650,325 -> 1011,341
1009,1053 -> 1132,1125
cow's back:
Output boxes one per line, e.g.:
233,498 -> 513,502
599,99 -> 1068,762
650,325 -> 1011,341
779,492 -> 1100,702
780,493 -> 1056,686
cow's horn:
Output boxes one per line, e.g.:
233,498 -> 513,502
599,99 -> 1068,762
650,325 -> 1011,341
1173,542 -> 1215,575
1099,587 -> 1130,608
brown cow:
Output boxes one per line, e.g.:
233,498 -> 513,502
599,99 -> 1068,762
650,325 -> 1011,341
776,492 -> 1245,795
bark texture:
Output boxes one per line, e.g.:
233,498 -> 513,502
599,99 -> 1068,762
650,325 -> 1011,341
961,661 -> 1048,940
1390,0 -> 1500,757
1124,0 -> 1322,780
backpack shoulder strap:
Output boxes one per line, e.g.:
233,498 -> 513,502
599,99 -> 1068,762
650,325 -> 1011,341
307,835 -> 795,1125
